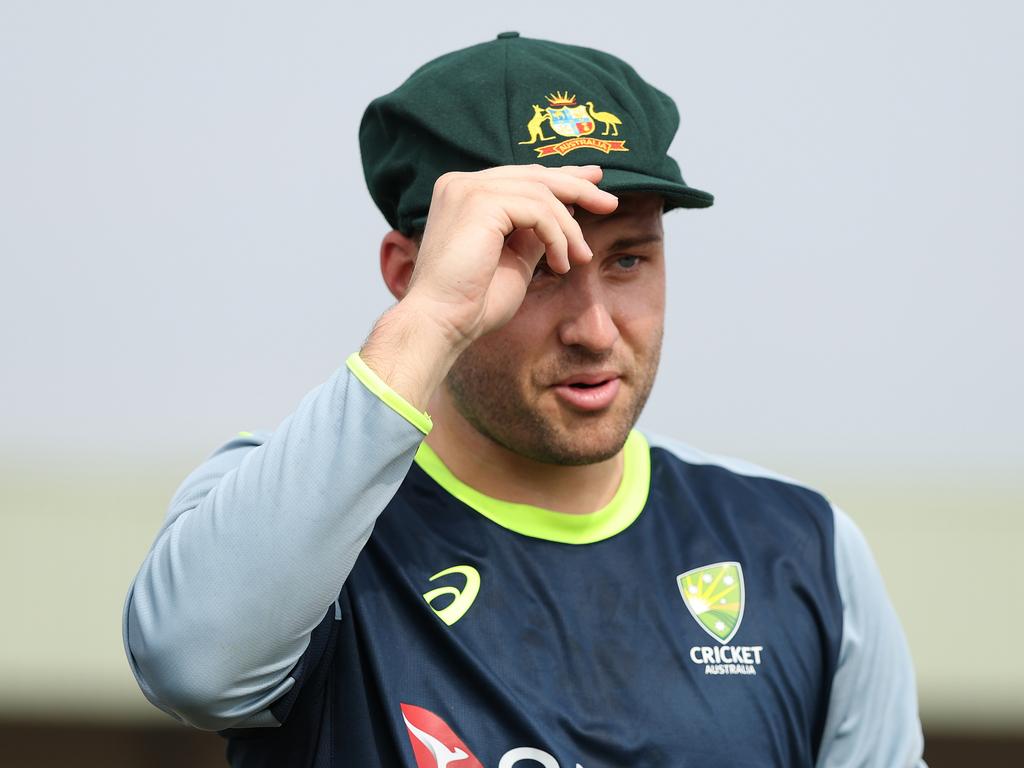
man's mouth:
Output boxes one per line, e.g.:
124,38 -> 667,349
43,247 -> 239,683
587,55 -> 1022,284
552,373 -> 622,411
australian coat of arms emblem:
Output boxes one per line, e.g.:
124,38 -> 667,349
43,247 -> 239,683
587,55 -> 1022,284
519,91 -> 629,157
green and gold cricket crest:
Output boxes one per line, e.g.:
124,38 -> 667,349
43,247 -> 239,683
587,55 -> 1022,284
678,561 -> 765,676
678,561 -> 745,643
519,91 -> 629,157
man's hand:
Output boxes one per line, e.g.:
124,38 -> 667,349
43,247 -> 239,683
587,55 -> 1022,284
407,164 -> 618,345
360,165 -> 618,411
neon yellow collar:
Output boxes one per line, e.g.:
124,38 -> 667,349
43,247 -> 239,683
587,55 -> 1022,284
413,430 -> 651,545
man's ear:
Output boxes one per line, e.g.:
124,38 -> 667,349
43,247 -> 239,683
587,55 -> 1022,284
379,230 -> 418,301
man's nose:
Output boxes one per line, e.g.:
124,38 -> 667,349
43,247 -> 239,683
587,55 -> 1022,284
557,285 -> 620,353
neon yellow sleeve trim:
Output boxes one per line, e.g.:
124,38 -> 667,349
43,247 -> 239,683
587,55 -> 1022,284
345,352 -> 433,435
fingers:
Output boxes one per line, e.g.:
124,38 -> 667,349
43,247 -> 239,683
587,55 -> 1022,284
477,164 -> 618,216
545,193 -> 587,273
492,191 -> 573,274
426,164 -> 620,280
478,178 -> 588,273
478,163 -> 601,182
504,227 -> 547,280
539,170 -> 619,217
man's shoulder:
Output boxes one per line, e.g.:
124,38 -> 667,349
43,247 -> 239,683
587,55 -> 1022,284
642,431 -> 844,537
644,431 -> 822,495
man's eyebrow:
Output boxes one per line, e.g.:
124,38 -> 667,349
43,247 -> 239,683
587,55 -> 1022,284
605,233 -> 663,252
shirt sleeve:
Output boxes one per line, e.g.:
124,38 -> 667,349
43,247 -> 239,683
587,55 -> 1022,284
122,356 -> 429,731
816,505 -> 927,767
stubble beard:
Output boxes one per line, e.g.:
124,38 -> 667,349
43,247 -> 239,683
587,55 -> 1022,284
445,330 -> 663,467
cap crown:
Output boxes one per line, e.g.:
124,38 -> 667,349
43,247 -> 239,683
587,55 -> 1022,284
360,33 -> 712,234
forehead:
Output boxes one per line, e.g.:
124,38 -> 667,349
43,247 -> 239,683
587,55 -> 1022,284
576,192 -> 664,239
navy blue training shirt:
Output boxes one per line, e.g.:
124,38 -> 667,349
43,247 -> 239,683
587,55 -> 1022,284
123,357 -> 926,767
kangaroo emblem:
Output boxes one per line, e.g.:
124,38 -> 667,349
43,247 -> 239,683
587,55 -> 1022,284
518,105 -> 556,145
584,101 -> 622,136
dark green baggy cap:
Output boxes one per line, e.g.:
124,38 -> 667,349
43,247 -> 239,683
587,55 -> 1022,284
360,32 -> 714,235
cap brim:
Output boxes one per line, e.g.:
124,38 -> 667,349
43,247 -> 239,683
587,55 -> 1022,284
598,168 -> 714,209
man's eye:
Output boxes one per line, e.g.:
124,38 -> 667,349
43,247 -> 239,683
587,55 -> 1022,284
616,255 -> 640,269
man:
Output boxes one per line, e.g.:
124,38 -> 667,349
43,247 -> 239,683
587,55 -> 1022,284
123,33 -> 926,767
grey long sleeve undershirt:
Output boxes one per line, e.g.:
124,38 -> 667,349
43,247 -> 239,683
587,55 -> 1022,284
122,363 -> 425,730
815,509 -> 926,767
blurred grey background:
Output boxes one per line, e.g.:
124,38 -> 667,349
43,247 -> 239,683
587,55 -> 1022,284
1,0 -> 1021,765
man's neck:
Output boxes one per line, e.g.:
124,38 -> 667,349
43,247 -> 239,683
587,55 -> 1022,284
424,391 -> 625,516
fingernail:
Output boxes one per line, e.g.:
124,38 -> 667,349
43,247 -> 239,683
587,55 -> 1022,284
566,204 -> 576,217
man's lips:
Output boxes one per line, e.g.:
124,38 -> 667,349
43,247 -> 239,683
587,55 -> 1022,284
550,372 -> 622,411
556,371 -> 620,387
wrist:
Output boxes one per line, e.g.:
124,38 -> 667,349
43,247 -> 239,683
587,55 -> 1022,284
359,297 -> 466,411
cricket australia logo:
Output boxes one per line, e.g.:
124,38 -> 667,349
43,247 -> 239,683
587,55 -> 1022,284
519,90 -> 629,158
677,562 -> 764,676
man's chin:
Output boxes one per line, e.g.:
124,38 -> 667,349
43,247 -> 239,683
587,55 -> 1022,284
511,411 -> 635,466
447,375 -> 647,467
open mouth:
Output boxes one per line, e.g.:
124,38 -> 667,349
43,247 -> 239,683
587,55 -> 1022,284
552,375 -> 622,411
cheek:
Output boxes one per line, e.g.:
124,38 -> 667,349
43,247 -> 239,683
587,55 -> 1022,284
500,295 -> 563,346
618,308 -> 664,356
466,317 -> 545,378
614,274 -> 665,341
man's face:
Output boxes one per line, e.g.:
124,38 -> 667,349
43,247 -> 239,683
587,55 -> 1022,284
445,193 -> 666,465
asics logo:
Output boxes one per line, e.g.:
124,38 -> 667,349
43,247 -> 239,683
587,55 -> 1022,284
422,564 -> 481,626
